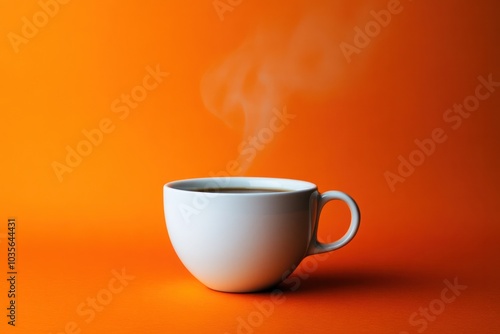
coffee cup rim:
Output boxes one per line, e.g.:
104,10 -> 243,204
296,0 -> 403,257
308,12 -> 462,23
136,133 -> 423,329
164,176 -> 317,194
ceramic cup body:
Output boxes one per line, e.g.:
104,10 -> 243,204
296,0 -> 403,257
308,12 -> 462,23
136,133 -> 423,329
164,177 -> 360,293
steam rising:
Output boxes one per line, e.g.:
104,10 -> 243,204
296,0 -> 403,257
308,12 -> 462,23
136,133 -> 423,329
200,12 -> 344,170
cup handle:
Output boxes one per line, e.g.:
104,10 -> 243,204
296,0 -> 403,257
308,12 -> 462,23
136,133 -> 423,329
307,191 -> 360,255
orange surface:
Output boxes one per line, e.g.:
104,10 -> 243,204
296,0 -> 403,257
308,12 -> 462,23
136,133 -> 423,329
1,0 -> 499,333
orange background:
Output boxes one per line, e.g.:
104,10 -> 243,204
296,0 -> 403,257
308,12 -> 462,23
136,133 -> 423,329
1,0 -> 499,333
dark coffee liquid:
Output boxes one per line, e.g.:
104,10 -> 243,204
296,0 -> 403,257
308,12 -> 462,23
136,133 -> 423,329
193,187 -> 289,193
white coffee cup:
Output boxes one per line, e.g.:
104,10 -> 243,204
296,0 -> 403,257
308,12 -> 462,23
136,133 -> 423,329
163,177 -> 360,292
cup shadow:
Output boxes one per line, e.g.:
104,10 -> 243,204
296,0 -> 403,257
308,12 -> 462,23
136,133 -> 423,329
268,268 -> 424,295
